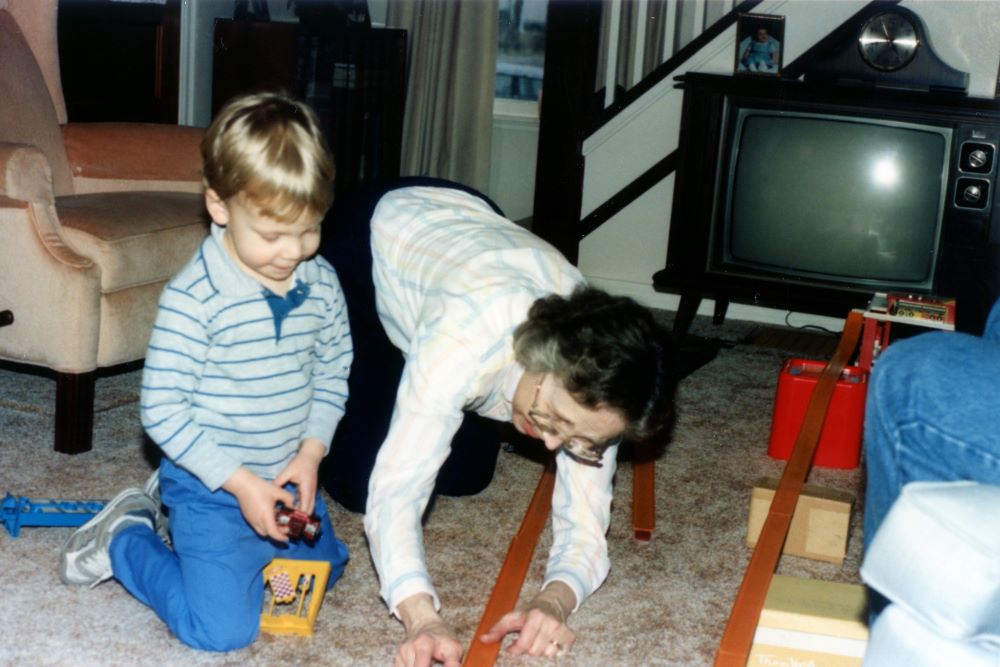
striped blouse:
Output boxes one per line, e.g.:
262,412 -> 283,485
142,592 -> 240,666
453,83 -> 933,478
363,186 -> 618,617
141,224 -> 352,492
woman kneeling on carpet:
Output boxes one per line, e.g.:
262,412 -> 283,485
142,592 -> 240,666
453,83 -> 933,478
319,182 -> 677,665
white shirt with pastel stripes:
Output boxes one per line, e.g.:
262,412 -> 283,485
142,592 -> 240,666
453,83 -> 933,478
362,186 -> 618,617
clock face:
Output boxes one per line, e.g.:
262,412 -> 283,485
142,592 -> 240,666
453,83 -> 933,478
858,11 -> 920,71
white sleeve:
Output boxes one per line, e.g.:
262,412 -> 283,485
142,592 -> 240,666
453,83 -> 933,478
543,445 -> 618,609
363,333 -> 478,615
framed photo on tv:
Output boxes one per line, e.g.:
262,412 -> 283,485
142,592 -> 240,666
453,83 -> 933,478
735,13 -> 784,77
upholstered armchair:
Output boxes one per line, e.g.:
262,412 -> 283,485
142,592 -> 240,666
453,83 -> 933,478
0,0 -> 208,454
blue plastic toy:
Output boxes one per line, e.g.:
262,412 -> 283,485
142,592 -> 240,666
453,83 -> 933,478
2,493 -> 106,537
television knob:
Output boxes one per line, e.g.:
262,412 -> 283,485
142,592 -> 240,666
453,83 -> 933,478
963,183 -> 984,204
968,149 -> 990,170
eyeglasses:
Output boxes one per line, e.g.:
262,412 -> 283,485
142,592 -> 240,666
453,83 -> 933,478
527,377 -> 623,466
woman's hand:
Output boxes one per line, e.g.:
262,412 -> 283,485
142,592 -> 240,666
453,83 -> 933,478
479,582 -> 577,658
395,594 -> 463,667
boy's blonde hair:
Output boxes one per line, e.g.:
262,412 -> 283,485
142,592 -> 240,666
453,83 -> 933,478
202,91 -> 335,222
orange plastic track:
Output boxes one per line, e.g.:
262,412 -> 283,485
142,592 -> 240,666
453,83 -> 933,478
463,460 -> 557,667
464,426 -> 659,664
714,310 -> 863,667
632,450 -> 656,541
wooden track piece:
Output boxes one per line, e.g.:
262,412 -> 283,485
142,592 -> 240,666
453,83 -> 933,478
632,451 -> 656,541
714,310 -> 863,666
463,460 -> 557,667
464,424 -> 662,662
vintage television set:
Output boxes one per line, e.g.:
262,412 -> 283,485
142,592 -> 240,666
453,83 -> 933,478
653,72 -> 1000,337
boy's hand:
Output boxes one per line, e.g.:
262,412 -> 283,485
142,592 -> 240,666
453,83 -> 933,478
223,467 -> 296,541
273,438 -> 325,516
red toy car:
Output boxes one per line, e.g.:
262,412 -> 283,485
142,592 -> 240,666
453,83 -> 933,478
275,504 -> 321,542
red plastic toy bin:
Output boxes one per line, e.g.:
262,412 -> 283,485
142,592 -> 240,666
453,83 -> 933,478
767,358 -> 868,469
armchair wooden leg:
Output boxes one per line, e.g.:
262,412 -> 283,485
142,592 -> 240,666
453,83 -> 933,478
54,371 -> 95,454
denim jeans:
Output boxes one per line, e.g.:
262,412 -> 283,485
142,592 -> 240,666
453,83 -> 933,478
864,298 -> 1000,547
863,299 -> 1000,620
110,460 -> 348,651
863,297 -> 1000,619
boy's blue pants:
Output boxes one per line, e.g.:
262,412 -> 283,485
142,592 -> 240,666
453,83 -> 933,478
109,459 -> 348,651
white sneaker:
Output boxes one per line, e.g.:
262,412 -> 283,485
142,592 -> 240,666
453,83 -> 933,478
58,487 -> 156,587
143,469 -> 170,544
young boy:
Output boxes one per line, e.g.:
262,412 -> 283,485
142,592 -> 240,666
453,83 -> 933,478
58,91 -> 352,652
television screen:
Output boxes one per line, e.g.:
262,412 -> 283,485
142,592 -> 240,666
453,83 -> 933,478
717,109 -> 952,291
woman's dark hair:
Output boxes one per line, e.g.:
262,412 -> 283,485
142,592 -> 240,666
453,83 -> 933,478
512,285 -> 677,443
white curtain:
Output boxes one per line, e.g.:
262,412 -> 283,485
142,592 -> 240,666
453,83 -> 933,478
388,0 -> 499,194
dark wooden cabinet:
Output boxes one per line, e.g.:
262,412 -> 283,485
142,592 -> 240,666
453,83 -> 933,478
212,19 -> 407,200
58,0 -> 180,124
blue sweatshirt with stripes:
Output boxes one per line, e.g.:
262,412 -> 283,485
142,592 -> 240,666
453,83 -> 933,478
140,224 -> 352,491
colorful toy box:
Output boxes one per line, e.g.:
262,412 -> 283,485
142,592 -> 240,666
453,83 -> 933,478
767,358 -> 867,469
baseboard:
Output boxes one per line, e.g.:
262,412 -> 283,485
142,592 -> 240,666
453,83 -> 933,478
582,276 -> 848,331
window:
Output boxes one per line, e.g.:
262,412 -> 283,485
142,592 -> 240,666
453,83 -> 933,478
496,0 -> 547,102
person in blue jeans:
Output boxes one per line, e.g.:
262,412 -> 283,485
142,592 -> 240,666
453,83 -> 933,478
863,297 -> 1000,616
58,91 -> 351,651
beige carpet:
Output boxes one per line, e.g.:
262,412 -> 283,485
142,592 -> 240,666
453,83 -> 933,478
0,316 -> 864,666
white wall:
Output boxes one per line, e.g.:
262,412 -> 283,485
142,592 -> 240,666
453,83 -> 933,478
179,0 -> 239,127
489,99 -> 541,222
577,0 -> 1000,327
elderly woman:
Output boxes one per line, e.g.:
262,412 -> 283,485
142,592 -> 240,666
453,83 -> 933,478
320,179 -> 675,666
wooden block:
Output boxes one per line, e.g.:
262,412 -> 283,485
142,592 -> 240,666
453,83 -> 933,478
748,574 -> 868,667
747,477 -> 854,565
